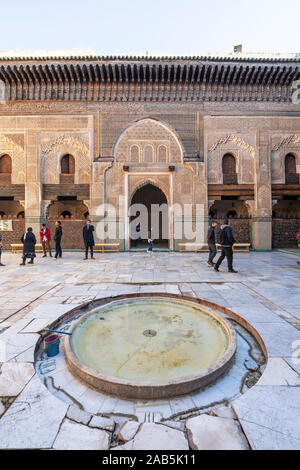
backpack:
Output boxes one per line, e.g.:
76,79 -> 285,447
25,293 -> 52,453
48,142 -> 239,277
220,226 -> 235,246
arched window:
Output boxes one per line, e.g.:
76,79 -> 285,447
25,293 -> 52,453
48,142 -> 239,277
157,145 -> 167,163
285,154 -> 298,183
17,211 -> 25,219
61,210 -> 72,219
130,145 -> 140,162
0,154 -> 12,183
144,145 -> 154,163
60,154 -> 75,183
0,211 -> 5,219
227,210 -> 237,219
222,154 -> 237,184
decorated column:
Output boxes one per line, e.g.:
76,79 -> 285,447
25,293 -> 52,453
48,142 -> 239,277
253,133 -> 272,250
24,130 -> 42,238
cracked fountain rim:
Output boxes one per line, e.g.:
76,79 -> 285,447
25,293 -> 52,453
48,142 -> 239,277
63,295 -> 237,399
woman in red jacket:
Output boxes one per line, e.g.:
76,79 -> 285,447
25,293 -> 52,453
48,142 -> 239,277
40,223 -> 52,257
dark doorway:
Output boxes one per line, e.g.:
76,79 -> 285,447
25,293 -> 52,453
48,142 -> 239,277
222,153 -> 237,184
285,154 -> 299,184
60,154 -> 75,183
130,183 -> 169,249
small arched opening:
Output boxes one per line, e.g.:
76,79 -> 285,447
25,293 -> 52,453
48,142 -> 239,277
285,153 -> 298,184
227,210 -> 238,219
209,200 -> 250,219
48,200 -> 88,220
144,146 -> 154,163
222,153 -> 237,185
60,154 -> 75,183
60,210 -> 72,219
0,154 -> 12,184
130,145 -> 140,162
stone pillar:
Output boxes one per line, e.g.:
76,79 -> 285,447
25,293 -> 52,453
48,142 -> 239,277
253,134 -> 272,250
244,200 -> 255,247
24,131 -> 42,238
189,161 -> 209,245
89,160 -> 113,242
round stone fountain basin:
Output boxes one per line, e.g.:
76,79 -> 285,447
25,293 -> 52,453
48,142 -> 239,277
64,297 -> 237,399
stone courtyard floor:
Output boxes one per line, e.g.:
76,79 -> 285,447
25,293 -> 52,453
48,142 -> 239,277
0,250 -> 299,450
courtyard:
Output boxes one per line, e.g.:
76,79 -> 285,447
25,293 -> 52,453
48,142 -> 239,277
0,249 -> 299,450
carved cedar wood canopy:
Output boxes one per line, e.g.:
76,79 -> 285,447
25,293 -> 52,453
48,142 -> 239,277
0,56 -> 299,102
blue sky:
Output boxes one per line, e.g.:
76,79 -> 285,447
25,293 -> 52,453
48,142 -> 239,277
0,0 -> 299,56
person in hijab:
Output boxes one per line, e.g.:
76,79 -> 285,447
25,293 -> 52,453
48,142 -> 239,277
20,227 -> 36,265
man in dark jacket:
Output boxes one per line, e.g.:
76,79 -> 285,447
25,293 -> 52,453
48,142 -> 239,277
20,227 -> 36,265
207,222 -> 217,267
83,219 -> 95,259
214,220 -> 238,273
54,220 -> 63,259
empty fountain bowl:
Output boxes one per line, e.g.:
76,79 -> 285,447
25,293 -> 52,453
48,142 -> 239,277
64,297 -> 237,399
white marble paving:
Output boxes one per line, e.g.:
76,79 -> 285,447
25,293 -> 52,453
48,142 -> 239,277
0,375 -> 68,449
0,250 -> 299,449
53,418 -> 111,450
233,386 -> 300,450
0,362 -> 35,396
256,358 -> 300,386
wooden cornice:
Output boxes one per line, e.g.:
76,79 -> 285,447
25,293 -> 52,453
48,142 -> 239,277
0,58 -> 299,102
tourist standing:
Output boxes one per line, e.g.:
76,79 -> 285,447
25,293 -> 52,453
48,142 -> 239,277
20,227 -> 36,265
214,219 -> 238,273
0,234 -> 5,266
147,227 -> 153,255
54,220 -> 63,259
207,222 -> 217,267
83,219 -> 95,260
147,237 -> 154,255
40,223 -> 52,257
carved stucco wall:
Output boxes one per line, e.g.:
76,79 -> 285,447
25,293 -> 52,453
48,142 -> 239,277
271,134 -> 300,183
207,134 -> 256,184
129,175 -> 170,204
114,118 -> 183,164
40,133 -> 91,184
106,118 -> 194,212
0,133 -> 25,183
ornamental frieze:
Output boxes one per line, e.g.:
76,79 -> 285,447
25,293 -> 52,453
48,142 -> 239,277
208,134 -> 255,157
41,134 -> 89,156
272,134 -> 300,151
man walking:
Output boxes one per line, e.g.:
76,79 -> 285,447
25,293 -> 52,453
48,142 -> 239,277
214,219 -> 238,273
0,234 -> 5,266
54,220 -> 63,259
40,223 -> 52,257
83,219 -> 95,259
207,222 -> 217,267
